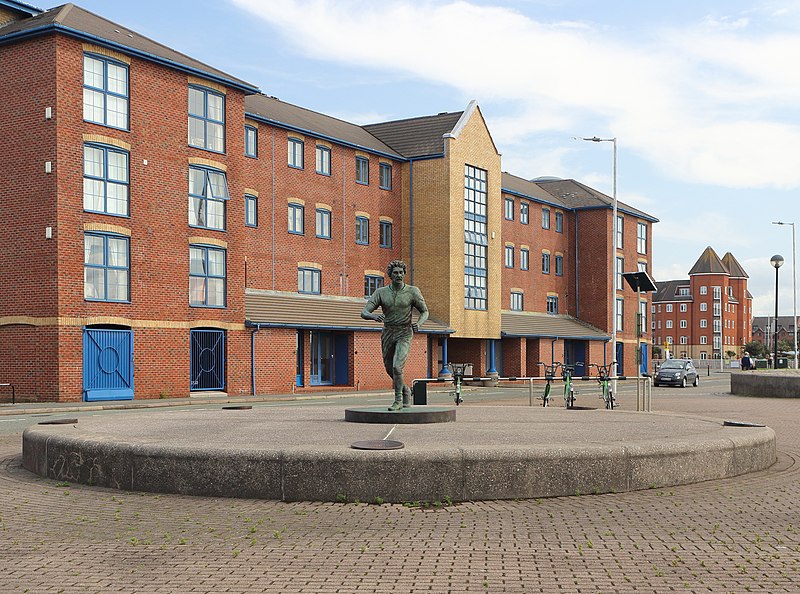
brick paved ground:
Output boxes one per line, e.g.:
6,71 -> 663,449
1,386 -> 799,593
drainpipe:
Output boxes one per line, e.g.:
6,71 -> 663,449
271,128 -> 275,290
487,339 -> 497,373
574,210 -> 579,318
409,159 -> 415,285
251,325 -> 259,396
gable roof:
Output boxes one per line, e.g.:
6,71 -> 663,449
0,3 -> 258,93
245,94 -> 403,159
364,110 -> 463,158
533,178 -> 659,222
501,172 -> 569,207
722,252 -> 749,279
689,246 -> 728,275
653,280 -> 692,303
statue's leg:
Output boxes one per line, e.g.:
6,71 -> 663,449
393,333 -> 413,408
382,331 -> 403,411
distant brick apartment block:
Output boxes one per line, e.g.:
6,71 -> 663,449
0,1 -> 657,402
652,247 -> 753,361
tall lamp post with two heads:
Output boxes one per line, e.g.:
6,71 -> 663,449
771,254 -> 784,369
581,136 -> 618,388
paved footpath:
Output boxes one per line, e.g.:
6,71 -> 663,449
1,385 -> 799,593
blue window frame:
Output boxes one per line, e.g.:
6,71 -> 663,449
288,137 -> 304,169
83,143 -> 129,216
520,202 -> 529,224
189,166 -> 229,231
288,203 -> 304,235
316,208 -> 331,239
504,245 -> 514,268
542,252 -> 551,274
355,216 -> 369,245
356,156 -> 369,185
520,248 -> 529,271
83,53 -> 128,130
511,291 -> 523,311
379,163 -> 392,190
188,86 -> 225,153
364,275 -> 384,298
547,296 -> 558,314
380,220 -> 392,248
464,164 -> 488,310
316,145 -> 331,175
189,245 -> 226,307
555,254 -> 563,276
245,125 -> 257,158
298,267 -> 321,294
542,207 -> 551,229
84,233 -> 129,302
245,194 -> 257,227
504,197 -> 514,220
555,211 -> 564,233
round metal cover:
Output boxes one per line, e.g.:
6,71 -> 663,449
222,405 -> 252,410
38,418 -> 78,425
351,439 -> 405,450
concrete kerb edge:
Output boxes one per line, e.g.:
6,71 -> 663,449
21,424 -> 777,503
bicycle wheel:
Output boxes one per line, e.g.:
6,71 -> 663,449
607,389 -> 614,410
542,383 -> 550,407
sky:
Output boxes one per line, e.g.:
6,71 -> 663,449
66,0 -> 800,317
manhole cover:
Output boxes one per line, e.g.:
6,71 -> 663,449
38,418 -> 78,425
351,439 -> 405,450
222,405 -> 252,410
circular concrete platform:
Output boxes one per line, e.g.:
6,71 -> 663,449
21,406 -> 776,503
345,406 -> 456,424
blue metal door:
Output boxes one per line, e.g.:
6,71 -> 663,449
334,333 -> 349,385
191,329 -> 225,391
640,342 -> 649,376
83,328 -> 134,401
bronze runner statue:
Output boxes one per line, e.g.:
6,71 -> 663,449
361,260 -> 429,411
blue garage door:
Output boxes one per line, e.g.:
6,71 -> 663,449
83,328 -> 134,401
191,329 -> 225,391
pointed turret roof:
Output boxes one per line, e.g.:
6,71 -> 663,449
688,246 -> 728,275
722,252 -> 749,279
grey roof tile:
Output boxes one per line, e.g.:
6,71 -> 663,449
0,3 -> 257,91
689,246 -> 728,275
364,111 -> 463,158
246,289 -> 452,334
501,311 -> 608,340
245,95 -> 402,158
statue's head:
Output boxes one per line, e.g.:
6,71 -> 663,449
387,259 -> 407,277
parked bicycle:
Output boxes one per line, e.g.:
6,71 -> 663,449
562,363 -> 582,408
450,363 -> 469,405
590,363 -> 615,409
538,362 -> 561,407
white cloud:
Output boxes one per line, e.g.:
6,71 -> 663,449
230,0 -> 800,190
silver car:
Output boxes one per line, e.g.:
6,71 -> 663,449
653,359 -> 699,388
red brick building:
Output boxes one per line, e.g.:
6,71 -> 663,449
652,247 -> 753,361
0,2 -> 657,402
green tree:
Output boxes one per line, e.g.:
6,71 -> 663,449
744,340 -> 768,359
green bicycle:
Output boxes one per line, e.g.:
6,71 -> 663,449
590,363 -> 615,409
562,363 -> 582,408
538,362 -> 561,407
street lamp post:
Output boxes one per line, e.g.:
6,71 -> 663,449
772,222 -> 797,369
770,255 -> 784,369
582,136 -> 618,387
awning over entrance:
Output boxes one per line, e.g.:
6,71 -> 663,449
245,289 -> 453,334
501,311 -> 608,340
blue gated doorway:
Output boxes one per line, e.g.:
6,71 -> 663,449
83,327 -> 134,401
191,329 -> 225,391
